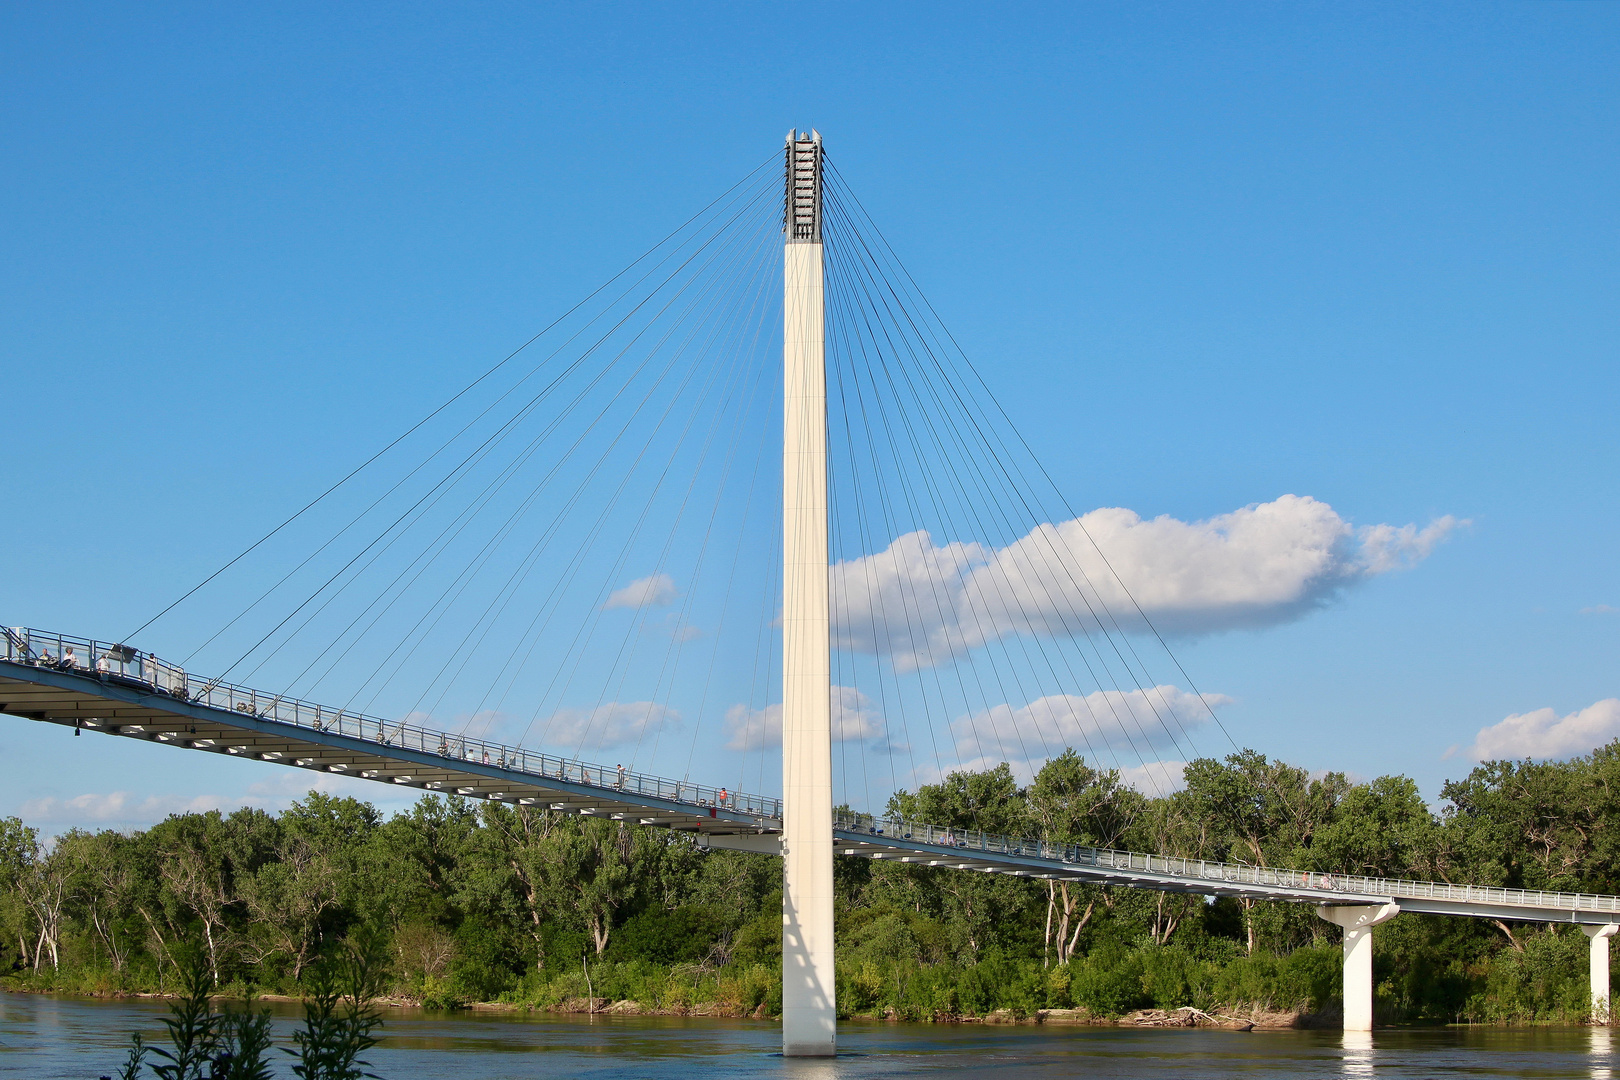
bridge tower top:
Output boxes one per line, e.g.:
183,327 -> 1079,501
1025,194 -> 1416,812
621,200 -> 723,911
785,129 -> 822,243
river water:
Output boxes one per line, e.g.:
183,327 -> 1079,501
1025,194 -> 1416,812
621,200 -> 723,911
2,993 -> 1615,1078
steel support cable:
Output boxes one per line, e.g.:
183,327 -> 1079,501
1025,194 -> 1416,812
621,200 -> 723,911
827,204 -> 1165,794
422,209 -> 781,740
836,241 -> 1200,782
315,181 -> 791,700
635,252 -> 780,778
825,450 -> 860,810
820,244 -> 958,784
470,336 -> 762,755
125,156 -> 780,647
726,426 -> 784,803
281,349 -> 655,705
352,185 -> 781,720
835,244 -> 1075,790
826,168 -> 1183,716
825,268 -> 933,797
824,218 -> 1073,778
824,195 -> 1164,781
509,215 -> 781,749
831,245 -> 1172,794
251,309 -> 694,697
573,237 -> 777,762
824,191 -> 1191,768
826,161 -> 1235,756
507,218 -> 779,752
370,206 -> 783,729
525,320 -> 745,760
184,174 -> 783,681
827,433 -> 879,814
650,349 -> 773,784
824,184 -> 1195,781
833,269 -> 1108,795
827,305 -> 903,804
825,245 -> 965,788
634,349 -> 767,776
347,230 -> 771,727
472,346 -> 759,762
825,233 -> 1035,778
822,244 -> 959,790
733,504 -> 784,803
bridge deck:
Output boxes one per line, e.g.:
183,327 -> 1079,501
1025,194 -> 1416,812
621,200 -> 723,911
5,626 -> 1618,925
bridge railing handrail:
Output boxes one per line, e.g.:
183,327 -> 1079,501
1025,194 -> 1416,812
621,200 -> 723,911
3,626 -> 782,823
834,813 -> 1620,916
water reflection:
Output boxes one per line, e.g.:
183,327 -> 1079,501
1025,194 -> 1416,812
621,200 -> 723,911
1342,1030 -> 1374,1077
5,993 -> 1620,1079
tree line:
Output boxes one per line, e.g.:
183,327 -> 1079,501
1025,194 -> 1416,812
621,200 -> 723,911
5,741 -> 1619,1024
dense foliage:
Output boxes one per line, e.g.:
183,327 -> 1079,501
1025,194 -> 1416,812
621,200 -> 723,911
6,742 -> 1620,1025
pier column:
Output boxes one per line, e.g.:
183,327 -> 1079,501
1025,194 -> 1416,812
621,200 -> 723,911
781,129 -> 835,1059
1584,923 -> 1618,1024
1318,903 -> 1400,1032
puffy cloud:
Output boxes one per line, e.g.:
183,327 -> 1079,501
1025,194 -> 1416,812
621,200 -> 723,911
544,701 -> 680,749
19,791 -> 229,826
950,686 -> 1227,773
604,573 -> 677,610
1459,698 -> 1620,762
724,686 -> 885,750
1119,760 -> 1190,796
831,496 -> 1460,669
15,770 -> 414,834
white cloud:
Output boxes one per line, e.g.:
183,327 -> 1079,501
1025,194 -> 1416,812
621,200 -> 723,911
604,573 -> 677,610
1119,760 -> 1190,796
544,701 -> 680,749
14,768 -> 423,835
1581,605 -> 1618,615
1460,698 -> 1620,762
724,686 -> 886,750
19,791 -> 231,826
950,686 -> 1227,773
831,495 -> 1461,669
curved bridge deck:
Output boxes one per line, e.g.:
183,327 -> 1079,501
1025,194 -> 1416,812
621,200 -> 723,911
5,625 -> 1617,926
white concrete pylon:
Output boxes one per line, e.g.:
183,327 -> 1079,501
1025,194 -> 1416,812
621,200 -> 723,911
1318,903 -> 1401,1032
781,130 -> 835,1058
1583,923 -> 1619,1024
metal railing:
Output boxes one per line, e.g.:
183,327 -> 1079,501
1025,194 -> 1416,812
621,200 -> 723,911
11,622 -> 1619,916
3,626 -> 781,822
835,813 -> 1620,916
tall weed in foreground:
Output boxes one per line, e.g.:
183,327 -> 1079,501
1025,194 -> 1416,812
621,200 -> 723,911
146,947 -> 220,1080
217,1006 -> 276,1080
114,1033 -> 148,1080
285,931 -> 389,1080
110,935 -> 385,1079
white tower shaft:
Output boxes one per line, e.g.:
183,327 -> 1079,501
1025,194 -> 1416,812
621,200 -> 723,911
781,129 -> 836,1058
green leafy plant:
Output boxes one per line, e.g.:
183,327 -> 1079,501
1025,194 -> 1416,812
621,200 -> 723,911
285,932 -> 388,1080
215,1002 -> 276,1080
148,946 -> 221,1080
114,1032 -> 148,1080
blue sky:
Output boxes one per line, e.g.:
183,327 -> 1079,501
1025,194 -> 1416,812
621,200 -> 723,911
2,2 -> 1617,832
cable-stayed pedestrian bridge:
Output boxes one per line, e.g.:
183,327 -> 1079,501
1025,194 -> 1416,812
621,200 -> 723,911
9,132 -> 1617,1050
7,625 -> 1617,932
